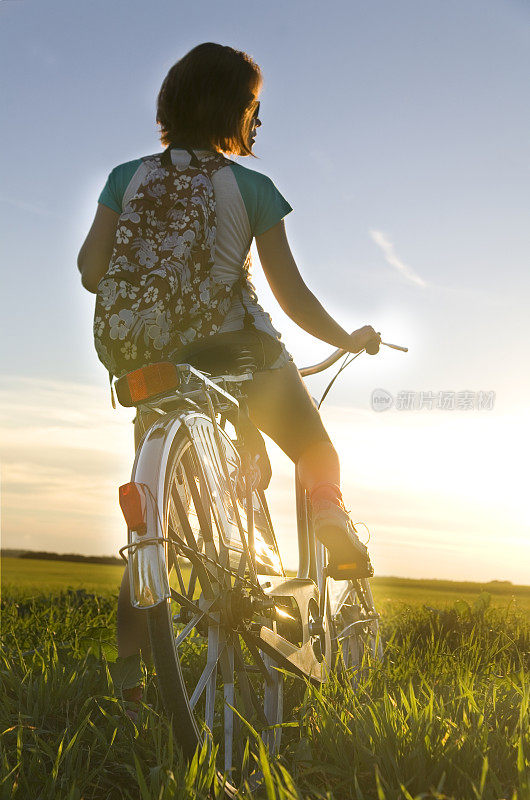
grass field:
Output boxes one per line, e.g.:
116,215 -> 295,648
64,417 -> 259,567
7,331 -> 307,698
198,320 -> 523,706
1,558 -> 529,798
3,556 -> 530,611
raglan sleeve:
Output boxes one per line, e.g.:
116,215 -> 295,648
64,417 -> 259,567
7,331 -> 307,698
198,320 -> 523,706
254,175 -> 293,236
97,166 -> 123,214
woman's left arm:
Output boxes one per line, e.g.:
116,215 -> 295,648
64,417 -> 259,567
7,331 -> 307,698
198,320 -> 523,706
77,203 -> 119,293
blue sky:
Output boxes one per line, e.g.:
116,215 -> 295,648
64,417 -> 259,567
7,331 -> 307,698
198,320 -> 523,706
1,0 -> 529,582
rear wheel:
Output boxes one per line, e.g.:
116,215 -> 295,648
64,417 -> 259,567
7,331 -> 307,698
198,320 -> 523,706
147,414 -> 285,785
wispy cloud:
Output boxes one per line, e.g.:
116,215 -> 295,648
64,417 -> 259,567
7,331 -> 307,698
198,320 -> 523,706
369,229 -> 426,288
0,195 -> 60,219
0,376 -> 132,556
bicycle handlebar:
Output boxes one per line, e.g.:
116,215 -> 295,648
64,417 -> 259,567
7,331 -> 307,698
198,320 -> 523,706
299,339 -> 408,377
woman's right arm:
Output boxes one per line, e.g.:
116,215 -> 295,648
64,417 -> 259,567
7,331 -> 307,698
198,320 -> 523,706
77,203 -> 119,293
255,221 -> 379,353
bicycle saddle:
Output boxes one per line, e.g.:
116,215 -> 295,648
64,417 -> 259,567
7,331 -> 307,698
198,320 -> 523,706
173,330 -> 282,376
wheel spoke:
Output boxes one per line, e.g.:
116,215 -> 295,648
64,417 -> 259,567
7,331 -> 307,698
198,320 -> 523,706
190,623 -> 223,713
220,641 -> 235,774
186,564 -> 198,600
233,636 -> 270,728
190,431 -> 228,550
174,612 -> 204,647
170,483 -> 215,600
240,630 -> 274,687
169,542 -> 187,596
205,626 -> 222,735
183,450 -> 218,552
170,587 -> 203,617
173,598 -> 216,647
236,549 -> 248,580
183,446 -> 236,590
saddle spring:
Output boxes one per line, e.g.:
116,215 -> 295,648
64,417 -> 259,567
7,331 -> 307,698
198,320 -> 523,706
233,346 -> 258,374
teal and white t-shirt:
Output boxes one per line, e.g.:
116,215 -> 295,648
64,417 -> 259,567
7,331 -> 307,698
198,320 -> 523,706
98,147 -> 293,351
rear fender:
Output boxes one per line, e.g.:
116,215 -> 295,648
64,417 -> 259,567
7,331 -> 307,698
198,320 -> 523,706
126,412 -> 185,609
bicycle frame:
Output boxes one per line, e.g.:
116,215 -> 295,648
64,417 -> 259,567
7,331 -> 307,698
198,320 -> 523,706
121,340 -> 407,613
122,361 -> 321,608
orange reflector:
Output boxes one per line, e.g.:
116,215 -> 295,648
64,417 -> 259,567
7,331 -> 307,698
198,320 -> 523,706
336,563 -> 357,571
119,482 -> 147,534
115,362 -> 180,406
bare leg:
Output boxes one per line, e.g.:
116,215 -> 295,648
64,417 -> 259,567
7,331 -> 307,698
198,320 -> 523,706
296,440 -> 340,497
244,361 -> 343,499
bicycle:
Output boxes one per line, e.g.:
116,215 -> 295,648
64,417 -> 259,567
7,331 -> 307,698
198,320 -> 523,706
117,333 -> 407,790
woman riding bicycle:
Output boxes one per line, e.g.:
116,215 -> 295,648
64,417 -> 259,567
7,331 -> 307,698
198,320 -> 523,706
77,42 -> 380,708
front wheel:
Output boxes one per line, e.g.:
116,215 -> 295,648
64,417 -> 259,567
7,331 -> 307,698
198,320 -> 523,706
328,576 -> 383,686
311,511 -> 383,687
146,414 -> 285,787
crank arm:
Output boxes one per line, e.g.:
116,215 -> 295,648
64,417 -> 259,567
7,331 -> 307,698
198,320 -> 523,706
251,626 -> 324,683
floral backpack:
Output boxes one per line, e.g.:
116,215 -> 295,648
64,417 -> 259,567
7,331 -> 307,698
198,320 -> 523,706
94,147 -> 243,378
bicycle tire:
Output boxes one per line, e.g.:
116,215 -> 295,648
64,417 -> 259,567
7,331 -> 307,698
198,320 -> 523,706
146,413 -> 285,784
328,576 -> 383,686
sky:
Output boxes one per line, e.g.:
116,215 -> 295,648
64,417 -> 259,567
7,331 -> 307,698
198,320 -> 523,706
1,0 -> 529,583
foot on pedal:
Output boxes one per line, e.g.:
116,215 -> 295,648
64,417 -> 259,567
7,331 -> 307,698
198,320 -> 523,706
311,494 -> 373,580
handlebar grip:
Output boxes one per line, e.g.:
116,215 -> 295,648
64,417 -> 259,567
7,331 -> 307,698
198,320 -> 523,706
365,336 -> 381,356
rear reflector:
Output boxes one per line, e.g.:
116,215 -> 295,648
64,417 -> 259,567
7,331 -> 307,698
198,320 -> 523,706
119,482 -> 147,534
115,362 -> 180,406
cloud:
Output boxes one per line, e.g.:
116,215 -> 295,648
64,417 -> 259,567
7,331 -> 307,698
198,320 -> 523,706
369,229 -> 427,287
0,195 -> 61,219
0,376 -> 133,556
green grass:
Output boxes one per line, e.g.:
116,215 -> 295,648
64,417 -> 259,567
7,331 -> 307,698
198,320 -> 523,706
1,557 -> 126,596
1,568 -> 530,798
373,576 -> 530,613
3,556 -> 530,612
2,558 -> 529,798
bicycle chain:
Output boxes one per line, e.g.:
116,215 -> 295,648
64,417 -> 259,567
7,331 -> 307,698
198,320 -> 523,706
168,531 -> 268,599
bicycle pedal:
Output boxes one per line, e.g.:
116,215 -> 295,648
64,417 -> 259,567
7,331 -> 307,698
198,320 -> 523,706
326,560 -> 374,580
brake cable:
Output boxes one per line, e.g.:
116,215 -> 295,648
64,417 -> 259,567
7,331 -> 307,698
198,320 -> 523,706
318,349 -> 364,409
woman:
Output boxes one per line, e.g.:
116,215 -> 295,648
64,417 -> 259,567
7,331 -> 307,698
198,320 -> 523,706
78,42 -> 380,710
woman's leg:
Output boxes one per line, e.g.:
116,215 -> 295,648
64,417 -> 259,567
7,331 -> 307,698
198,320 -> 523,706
244,360 -> 371,573
243,361 -> 342,499
117,565 -> 151,661
116,409 -> 157,669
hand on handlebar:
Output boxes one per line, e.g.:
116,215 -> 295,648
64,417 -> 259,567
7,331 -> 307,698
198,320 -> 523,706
347,326 -> 381,354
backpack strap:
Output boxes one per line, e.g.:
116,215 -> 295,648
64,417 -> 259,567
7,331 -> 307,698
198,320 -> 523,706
109,371 -> 116,409
234,277 -> 258,332
235,252 -> 260,333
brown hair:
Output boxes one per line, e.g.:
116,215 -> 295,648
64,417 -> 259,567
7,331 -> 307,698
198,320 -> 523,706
156,43 -> 262,156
